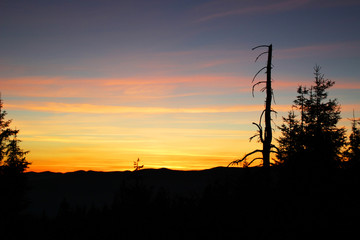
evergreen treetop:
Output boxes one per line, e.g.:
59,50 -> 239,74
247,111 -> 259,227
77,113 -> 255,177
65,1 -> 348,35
277,66 -> 346,169
0,97 -> 30,174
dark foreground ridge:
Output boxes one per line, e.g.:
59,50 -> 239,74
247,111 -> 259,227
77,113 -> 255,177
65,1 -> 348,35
5,167 -> 360,239
25,167 -> 239,217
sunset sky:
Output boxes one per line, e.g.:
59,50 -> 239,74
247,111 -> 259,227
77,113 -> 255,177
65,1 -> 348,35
1,0 -> 359,172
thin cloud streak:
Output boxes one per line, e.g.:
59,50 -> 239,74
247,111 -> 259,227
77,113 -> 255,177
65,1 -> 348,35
0,75 -> 249,99
195,0 -> 360,23
3,72 -> 358,101
276,41 -> 360,60
6,102 -> 291,114
274,77 -> 360,90
196,0 -> 311,22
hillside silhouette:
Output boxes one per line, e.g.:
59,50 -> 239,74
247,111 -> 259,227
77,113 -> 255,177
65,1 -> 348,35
4,167 -> 356,239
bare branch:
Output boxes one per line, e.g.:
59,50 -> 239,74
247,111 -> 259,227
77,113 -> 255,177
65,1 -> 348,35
252,45 -> 269,51
249,133 -> 259,142
252,122 -> 262,131
270,145 -> 281,153
255,51 -> 268,62
227,149 -> 263,167
259,109 -> 265,126
252,122 -> 264,143
252,81 -> 266,97
271,120 -> 278,131
271,108 -> 277,114
271,89 -> 276,104
252,67 -> 267,83
248,157 -> 263,166
270,160 -> 280,166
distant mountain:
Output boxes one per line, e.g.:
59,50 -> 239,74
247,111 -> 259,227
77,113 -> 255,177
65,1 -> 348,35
25,167 -> 243,217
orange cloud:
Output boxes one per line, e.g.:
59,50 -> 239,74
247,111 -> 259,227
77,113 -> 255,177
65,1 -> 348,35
7,101 -> 291,114
333,81 -> 360,90
5,74 -> 356,102
0,75 -> 250,100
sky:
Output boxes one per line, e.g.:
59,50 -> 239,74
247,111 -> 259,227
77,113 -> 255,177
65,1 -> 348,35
0,0 -> 359,172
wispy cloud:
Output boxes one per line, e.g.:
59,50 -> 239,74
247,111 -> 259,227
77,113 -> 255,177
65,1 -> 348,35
273,76 -> 360,90
196,0 -> 311,22
0,74 -> 250,100
7,101 -> 292,114
310,0 -> 360,8
276,41 -> 360,60
195,0 -> 360,23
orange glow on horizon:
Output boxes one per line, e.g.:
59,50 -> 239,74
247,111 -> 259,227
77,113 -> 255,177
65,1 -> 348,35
22,127 -> 264,172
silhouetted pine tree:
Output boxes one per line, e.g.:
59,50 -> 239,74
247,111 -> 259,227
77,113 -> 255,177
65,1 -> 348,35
0,99 -> 17,165
0,96 -> 30,174
0,96 -> 30,237
277,110 -> 303,167
277,66 -> 346,168
345,113 -> 360,168
4,133 -> 30,174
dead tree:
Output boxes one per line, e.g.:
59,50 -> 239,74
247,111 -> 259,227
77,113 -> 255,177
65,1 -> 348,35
229,44 -> 278,168
133,158 -> 144,171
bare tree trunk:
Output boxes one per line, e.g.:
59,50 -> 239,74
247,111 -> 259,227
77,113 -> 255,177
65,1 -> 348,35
228,44 -> 276,168
263,44 -> 272,167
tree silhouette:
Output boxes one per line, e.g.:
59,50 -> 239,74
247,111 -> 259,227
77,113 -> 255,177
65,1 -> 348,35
294,85 -> 308,128
277,110 -> 303,167
4,132 -> 30,174
133,158 -> 144,171
229,44 -> 278,168
277,66 -> 346,168
0,96 -> 30,238
344,111 -> 360,168
0,96 -> 30,174
0,99 -> 17,165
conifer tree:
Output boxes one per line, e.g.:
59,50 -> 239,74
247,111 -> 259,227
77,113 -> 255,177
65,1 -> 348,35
277,110 -> 303,166
0,96 -> 30,229
277,66 -> 346,168
0,96 -> 30,174
5,133 -> 30,173
345,113 -> 360,167
0,101 -> 15,164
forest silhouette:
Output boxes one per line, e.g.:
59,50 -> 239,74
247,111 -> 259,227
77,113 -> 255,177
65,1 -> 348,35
1,45 -> 360,239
